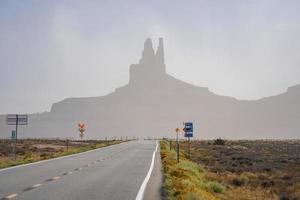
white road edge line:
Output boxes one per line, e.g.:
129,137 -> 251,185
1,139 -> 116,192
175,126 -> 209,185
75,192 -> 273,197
0,141 -> 128,173
135,141 -> 158,200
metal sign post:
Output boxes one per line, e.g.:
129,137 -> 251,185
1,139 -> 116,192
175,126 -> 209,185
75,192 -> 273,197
175,128 -> 181,163
7,114 -> 28,140
183,122 -> 193,159
6,114 -> 28,160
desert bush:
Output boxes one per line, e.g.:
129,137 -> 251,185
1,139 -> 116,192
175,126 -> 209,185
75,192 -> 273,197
241,172 -> 257,179
280,182 -> 300,200
213,138 -> 226,145
40,153 -> 50,160
186,192 -> 202,200
18,147 -> 27,156
261,180 -> 274,188
279,192 -> 300,200
232,174 -> 249,186
23,152 -> 33,159
208,182 -> 226,193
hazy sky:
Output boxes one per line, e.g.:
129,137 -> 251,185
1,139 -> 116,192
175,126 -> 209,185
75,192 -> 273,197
1,0 -> 300,114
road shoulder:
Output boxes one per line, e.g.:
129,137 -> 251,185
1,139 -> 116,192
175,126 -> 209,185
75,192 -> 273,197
143,142 -> 162,200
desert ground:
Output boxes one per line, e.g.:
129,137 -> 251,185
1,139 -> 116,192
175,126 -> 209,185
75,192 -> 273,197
161,139 -> 300,200
0,139 -> 122,169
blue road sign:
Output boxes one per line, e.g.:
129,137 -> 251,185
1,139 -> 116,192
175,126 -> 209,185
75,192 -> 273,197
184,122 -> 193,137
184,132 -> 193,137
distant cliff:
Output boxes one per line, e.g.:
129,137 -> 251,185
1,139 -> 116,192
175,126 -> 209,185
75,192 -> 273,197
0,38 -> 299,139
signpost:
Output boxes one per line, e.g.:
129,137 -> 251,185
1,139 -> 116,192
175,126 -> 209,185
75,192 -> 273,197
11,130 -> 16,140
11,130 -> 16,160
7,114 -> 28,140
175,127 -> 181,163
6,114 -> 28,160
183,122 -> 193,158
78,123 -> 86,140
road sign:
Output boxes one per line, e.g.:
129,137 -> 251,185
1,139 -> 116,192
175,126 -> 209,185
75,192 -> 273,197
78,123 -> 86,140
11,130 -> 16,140
183,122 -> 193,132
184,132 -> 193,137
183,122 -> 193,137
6,114 -> 28,125
6,114 -> 28,141
183,122 -> 194,159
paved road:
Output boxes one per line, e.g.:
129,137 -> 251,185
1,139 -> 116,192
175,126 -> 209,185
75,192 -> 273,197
0,140 -> 158,200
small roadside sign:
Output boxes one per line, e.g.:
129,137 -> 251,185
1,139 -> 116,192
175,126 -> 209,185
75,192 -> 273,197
78,123 -> 86,140
11,130 -> 16,140
6,114 -> 28,141
183,122 -> 193,138
183,122 -> 194,159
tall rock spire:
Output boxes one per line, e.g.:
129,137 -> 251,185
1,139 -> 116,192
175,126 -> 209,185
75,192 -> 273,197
139,38 -> 155,65
155,38 -> 165,66
129,38 -> 167,85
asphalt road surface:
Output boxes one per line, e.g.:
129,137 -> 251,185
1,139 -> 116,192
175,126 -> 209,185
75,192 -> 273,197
0,140 -> 158,200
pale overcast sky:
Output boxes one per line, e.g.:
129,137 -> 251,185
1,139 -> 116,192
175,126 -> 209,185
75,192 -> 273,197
1,0 -> 300,114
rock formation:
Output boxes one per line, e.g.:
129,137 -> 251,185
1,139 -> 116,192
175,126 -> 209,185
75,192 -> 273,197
130,38 -> 166,85
0,38 -> 299,139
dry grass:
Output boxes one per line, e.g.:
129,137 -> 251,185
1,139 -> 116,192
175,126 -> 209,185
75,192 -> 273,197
161,140 -> 300,200
181,140 -> 300,200
0,139 -> 123,169
160,141 -> 225,200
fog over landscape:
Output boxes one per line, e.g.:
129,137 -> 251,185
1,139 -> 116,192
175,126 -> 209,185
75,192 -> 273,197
0,37 -> 299,139
0,0 -> 300,139
1,2 -> 300,200
1,0 -> 300,114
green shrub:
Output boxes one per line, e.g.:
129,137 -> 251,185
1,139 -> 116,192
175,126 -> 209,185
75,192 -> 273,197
232,174 -> 249,186
241,172 -> 257,179
213,138 -> 226,145
23,152 -> 33,159
186,192 -> 202,200
40,153 -> 50,160
208,182 -> 226,193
